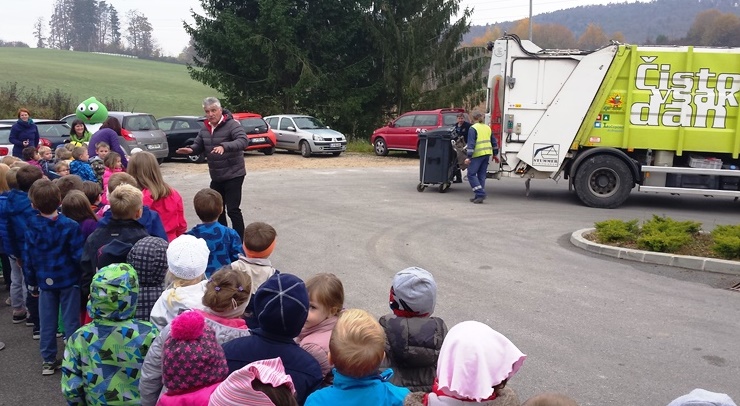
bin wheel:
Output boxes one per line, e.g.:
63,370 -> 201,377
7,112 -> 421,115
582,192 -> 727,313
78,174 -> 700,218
438,183 -> 450,193
416,183 -> 426,192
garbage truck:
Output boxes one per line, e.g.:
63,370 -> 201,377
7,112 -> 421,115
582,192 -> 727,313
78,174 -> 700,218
485,34 -> 740,208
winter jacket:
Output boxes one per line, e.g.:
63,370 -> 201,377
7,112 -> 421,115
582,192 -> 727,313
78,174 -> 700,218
403,387 -> 520,406
155,383 -> 220,406
305,369 -> 410,406
9,119 -> 39,158
140,309 -> 250,406
88,128 -> 128,167
298,316 -> 338,377
149,280 -> 208,331
80,218 -> 150,302
61,263 -> 158,406
142,188 -> 186,242
187,222 -> 243,277
78,217 -> 98,241
97,206 -> 168,241
70,130 -> 92,146
222,328 -> 323,405
379,315 -> 448,393
190,112 -> 249,182
23,213 -> 83,290
39,158 -> 58,179
229,256 -> 277,327
69,159 -> 98,182
101,166 -> 122,204
89,157 -> 105,185
1,189 -> 37,257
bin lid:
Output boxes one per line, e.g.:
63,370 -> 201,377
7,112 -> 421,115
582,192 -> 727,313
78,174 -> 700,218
418,126 -> 455,140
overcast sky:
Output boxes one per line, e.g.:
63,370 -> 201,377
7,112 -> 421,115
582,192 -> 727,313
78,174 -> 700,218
0,0 -> 643,56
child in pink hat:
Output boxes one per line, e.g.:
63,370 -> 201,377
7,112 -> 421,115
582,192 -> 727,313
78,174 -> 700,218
404,320 -> 526,406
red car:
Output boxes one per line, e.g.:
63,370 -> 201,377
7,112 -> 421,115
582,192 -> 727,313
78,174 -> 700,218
370,108 -> 468,156
232,112 -> 277,155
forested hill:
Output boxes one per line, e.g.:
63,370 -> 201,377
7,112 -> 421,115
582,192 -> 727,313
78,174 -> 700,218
464,0 -> 740,44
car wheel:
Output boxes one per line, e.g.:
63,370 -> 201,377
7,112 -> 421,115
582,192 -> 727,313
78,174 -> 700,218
332,151 -> 341,157
157,158 -> 165,165
187,152 -> 206,163
374,138 -> 389,156
263,147 -> 275,156
300,141 -> 311,158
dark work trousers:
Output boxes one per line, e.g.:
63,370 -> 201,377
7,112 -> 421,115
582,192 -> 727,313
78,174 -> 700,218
210,175 -> 245,242
1,253 -> 10,291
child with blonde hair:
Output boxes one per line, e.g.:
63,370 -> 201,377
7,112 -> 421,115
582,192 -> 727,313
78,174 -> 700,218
187,188 -> 243,277
298,273 -> 345,378
149,234 -> 210,330
37,146 -> 56,178
69,146 -> 97,182
127,151 -> 186,241
305,309 -> 410,406
140,266 -> 252,406
55,146 -> 72,163
53,161 -> 70,177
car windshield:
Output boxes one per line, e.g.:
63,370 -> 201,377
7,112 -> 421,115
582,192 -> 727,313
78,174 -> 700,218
294,116 -> 326,129
123,115 -> 160,131
240,118 -> 267,134
37,123 -> 71,137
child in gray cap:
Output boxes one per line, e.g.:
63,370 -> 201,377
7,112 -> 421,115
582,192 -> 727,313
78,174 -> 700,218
379,267 -> 448,393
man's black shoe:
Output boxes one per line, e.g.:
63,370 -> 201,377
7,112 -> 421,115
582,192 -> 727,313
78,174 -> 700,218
470,197 -> 484,204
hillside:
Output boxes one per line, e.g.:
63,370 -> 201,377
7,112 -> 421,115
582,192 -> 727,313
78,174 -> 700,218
464,0 -> 740,45
0,48 -> 218,118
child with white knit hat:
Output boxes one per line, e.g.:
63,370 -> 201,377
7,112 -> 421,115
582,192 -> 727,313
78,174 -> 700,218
149,234 -> 210,330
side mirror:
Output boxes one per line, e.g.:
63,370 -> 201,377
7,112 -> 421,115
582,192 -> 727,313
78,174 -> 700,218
287,126 -> 296,131
387,121 -> 394,128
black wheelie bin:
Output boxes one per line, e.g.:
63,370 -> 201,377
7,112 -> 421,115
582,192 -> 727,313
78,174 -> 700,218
417,127 -> 457,193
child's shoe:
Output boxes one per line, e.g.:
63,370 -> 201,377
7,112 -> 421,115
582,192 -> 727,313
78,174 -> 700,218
41,359 -> 62,375
12,310 -> 27,324
32,330 -> 40,340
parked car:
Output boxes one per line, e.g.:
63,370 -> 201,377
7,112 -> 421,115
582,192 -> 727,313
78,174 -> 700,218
263,115 -> 347,157
0,119 -> 71,150
231,112 -> 276,155
61,112 -> 169,162
370,108 -> 468,156
156,116 -> 207,163
0,124 -> 13,157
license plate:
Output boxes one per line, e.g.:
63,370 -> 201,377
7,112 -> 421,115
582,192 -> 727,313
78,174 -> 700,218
252,137 -> 266,143
330,143 -> 341,148
146,144 -> 161,150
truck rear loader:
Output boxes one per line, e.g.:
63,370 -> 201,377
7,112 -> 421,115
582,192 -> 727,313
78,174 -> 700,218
485,34 -> 740,208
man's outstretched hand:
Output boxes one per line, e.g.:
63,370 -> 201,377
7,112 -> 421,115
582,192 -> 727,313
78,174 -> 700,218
176,147 -> 193,155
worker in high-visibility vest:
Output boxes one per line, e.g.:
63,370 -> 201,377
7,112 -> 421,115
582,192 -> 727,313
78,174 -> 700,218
464,111 -> 498,204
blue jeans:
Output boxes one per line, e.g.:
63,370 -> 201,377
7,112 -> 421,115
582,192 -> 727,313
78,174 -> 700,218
39,286 -> 80,362
467,155 -> 490,198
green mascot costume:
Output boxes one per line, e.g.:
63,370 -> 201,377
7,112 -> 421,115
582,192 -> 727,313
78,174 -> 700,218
70,97 -> 109,146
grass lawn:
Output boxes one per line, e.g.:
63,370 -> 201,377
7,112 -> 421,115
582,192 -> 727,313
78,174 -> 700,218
0,48 -> 220,118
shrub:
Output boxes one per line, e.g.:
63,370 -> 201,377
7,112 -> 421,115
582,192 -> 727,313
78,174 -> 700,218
636,232 -> 692,253
711,225 -> 740,260
594,219 -> 638,243
641,215 -> 701,235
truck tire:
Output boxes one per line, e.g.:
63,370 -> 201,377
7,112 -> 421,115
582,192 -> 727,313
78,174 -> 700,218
574,154 -> 634,208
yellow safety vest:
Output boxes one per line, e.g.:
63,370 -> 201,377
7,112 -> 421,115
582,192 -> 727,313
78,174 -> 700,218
471,122 -> 492,158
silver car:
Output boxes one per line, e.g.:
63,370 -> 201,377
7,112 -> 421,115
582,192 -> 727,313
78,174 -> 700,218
264,115 -> 347,157
61,111 -> 169,162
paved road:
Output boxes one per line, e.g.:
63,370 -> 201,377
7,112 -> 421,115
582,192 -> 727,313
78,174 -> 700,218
1,162 -> 738,405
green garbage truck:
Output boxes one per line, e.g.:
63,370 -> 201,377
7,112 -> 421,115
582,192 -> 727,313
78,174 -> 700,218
485,34 -> 740,208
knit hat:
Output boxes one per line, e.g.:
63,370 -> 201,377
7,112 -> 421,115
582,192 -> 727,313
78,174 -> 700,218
127,236 -> 168,287
167,234 -> 209,280
209,358 -> 296,406
389,267 -> 437,317
667,389 -> 737,406
254,273 -> 308,338
162,311 -> 229,394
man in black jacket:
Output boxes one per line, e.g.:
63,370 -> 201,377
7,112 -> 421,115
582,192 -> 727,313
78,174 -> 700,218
177,97 -> 249,240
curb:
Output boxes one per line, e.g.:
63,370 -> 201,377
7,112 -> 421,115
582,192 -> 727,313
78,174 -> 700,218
570,228 -> 740,276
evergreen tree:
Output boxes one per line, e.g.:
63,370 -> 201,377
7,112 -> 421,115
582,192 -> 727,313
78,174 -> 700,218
109,5 -> 121,51
71,0 -> 97,51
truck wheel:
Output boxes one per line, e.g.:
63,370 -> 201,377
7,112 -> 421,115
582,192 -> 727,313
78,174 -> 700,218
574,155 -> 634,208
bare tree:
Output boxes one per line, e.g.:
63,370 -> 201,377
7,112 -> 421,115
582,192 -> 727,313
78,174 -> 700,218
125,9 -> 154,57
96,1 -> 111,51
33,17 -> 46,48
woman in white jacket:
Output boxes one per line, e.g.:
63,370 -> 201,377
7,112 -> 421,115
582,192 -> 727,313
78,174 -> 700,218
149,235 -> 210,330
140,266 -> 252,406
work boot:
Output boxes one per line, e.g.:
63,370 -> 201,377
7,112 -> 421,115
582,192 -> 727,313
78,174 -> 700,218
470,197 -> 484,204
